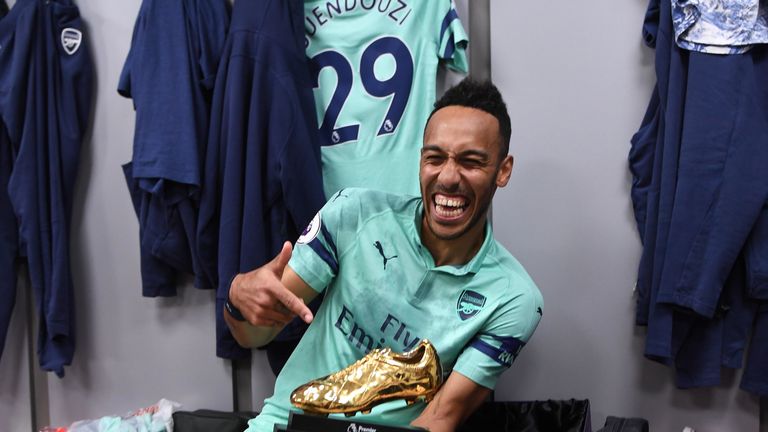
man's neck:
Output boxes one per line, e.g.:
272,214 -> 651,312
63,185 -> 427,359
420,217 -> 487,267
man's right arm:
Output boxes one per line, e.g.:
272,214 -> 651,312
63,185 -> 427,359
224,241 -> 320,348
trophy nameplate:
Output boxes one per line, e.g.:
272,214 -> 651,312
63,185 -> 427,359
281,411 -> 426,432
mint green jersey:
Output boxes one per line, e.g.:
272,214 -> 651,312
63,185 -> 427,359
304,0 -> 469,198
247,189 -> 543,431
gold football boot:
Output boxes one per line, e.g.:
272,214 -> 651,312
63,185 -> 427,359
290,339 -> 443,417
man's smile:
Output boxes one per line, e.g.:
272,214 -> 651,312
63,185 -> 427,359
433,193 -> 470,220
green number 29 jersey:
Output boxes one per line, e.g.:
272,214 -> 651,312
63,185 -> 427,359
304,0 -> 469,198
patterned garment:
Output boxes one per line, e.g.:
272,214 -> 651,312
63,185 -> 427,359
672,0 -> 768,54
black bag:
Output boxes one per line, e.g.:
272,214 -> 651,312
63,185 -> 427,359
596,416 -> 650,432
279,412 -> 425,432
458,399 -> 592,432
172,409 -> 258,432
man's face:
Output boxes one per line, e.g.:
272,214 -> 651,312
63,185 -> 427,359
420,106 -> 513,241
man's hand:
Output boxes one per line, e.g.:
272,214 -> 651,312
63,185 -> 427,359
229,241 -> 314,327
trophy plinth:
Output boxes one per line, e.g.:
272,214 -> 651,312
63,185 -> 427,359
274,411 -> 426,432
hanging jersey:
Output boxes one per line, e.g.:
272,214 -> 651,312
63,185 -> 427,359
117,0 -> 230,296
304,0 -> 468,198
118,0 -> 229,187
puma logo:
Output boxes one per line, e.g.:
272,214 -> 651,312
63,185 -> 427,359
374,241 -> 398,270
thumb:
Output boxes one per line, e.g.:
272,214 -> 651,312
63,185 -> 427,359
270,241 -> 293,277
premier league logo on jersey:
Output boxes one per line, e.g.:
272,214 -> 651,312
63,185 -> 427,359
297,213 -> 321,244
457,290 -> 486,320
61,28 -> 82,55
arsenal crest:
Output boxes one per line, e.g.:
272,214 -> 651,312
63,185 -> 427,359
456,290 -> 486,320
61,28 -> 82,55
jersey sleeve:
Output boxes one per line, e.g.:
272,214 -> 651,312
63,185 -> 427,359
288,188 -> 363,293
453,278 -> 543,389
438,0 -> 469,73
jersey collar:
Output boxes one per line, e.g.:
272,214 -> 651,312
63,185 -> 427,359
411,198 -> 494,276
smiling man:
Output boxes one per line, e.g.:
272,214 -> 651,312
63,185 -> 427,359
225,78 -> 543,432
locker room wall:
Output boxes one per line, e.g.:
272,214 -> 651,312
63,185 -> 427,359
488,1 -> 761,431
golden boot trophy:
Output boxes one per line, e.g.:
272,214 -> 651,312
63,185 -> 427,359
291,339 -> 443,417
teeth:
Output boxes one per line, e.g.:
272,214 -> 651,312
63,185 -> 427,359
435,195 -> 466,208
434,194 -> 467,218
436,206 -> 464,217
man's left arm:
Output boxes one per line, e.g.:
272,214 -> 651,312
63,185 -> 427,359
410,372 -> 490,432
412,274 -> 544,431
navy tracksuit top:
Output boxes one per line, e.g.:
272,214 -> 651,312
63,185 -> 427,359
0,0 -> 94,377
197,0 -> 326,359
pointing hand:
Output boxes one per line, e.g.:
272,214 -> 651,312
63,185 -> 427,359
229,241 -> 314,327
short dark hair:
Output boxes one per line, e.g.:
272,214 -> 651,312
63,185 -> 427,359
427,78 -> 511,158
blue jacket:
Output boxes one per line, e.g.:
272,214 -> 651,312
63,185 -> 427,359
0,0 -> 94,376
197,0 -> 326,359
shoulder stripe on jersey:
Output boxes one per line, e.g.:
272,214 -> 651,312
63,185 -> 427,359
469,335 -> 525,368
308,238 -> 339,273
443,38 -> 456,60
320,223 -> 338,257
439,9 -> 459,43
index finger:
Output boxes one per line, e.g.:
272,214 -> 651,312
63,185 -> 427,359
273,285 -> 313,324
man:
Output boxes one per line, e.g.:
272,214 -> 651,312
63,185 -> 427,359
225,79 -> 543,432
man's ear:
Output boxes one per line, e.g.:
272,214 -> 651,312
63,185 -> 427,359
496,155 -> 513,187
